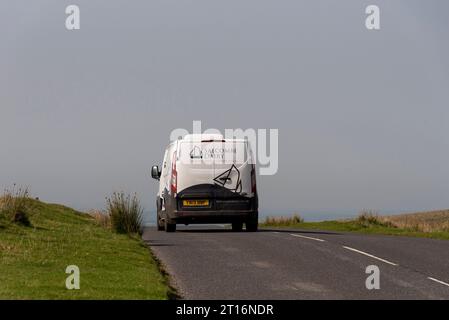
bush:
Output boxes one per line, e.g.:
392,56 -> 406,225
263,213 -> 304,226
0,184 -> 31,226
356,210 -> 394,228
106,192 -> 143,235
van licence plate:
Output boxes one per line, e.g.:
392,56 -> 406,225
183,200 -> 209,207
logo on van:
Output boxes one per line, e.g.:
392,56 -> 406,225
213,164 -> 242,193
190,146 -> 203,159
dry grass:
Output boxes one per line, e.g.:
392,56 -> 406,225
356,209 -> 395,228
263,213 -> 304,226
263,209 -> 449,239
331,209 -> 449,232
88,209 -> 111,229
379,209 -> 449,232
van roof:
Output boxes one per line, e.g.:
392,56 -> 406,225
181,134 -> 247,143
182,134 -> 224,141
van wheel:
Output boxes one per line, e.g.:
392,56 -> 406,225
157,213 -> 164,231
232,222 -> 243,232
165,220 -> 176,232
246,221 -> 258,232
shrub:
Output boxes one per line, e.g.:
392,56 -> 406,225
263,213 -> 304,226
106,192 -> 143,235
0,184 -> 31,226
356,210 -> 394,228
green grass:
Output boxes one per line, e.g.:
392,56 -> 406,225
0,199 -> 170,299
261,214 -> 449,240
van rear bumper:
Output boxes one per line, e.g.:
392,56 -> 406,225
161,184 -> 259,224
170,210 -> 258,224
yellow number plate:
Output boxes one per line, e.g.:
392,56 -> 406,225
183,200 -> 209,207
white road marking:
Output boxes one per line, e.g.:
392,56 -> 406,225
428,277 -> 449,287
342,246 -> 398,266
272,231 -> 280,234
290,233 -> 326,242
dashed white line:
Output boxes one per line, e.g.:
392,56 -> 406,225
342,246 -> 398,266
428,277 -> 449,287
279,233 -> 449,290
290,233 -> 326,242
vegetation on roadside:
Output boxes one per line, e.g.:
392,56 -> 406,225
262,209 -> 449,240
89,209 -> 111,229
380,210 -> 449,233
106,192 -> 143,235
263,214 -> 304,226
0,195 -> 170,299
0,184 -> 31,226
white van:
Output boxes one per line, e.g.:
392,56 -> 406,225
151,134 -> 258,232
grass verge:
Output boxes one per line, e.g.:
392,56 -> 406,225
261,210 -> 449,240
0,199 -> 170,299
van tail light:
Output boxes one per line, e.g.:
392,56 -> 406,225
170,153 -> 177,194
251,165 -> 257,194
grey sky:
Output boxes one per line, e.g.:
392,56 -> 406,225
1,1 -> 448,220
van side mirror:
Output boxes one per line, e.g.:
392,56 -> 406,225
151,165 -> 161,180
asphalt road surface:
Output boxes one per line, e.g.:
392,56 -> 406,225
143,225 -> 449,299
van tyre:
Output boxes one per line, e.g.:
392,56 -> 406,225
165,220 -> 176,232
246,222 -> 258,232
232,222 -> 243,232
156,199 -> 164,231
157,213 -> 164,231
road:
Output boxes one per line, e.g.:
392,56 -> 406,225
143,225 -> 449,299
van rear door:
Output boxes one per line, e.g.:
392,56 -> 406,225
176,140 -> 252,197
